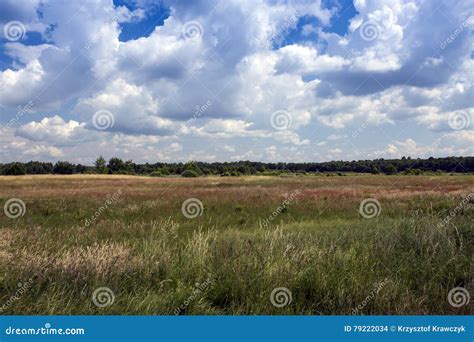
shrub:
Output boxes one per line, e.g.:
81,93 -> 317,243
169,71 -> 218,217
405,168 -> 422,175
384,165 -> 398,175
149,171 -> 163,177
160,168 -> 170,175
183,161 -> 203,175
181,170 -> 199,178
370,167 -> 381,174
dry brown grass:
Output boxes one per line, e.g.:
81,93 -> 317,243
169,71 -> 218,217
0,174 -> 472,201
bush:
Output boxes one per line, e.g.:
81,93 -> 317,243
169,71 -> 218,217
384,165 -> 398,175
405,168 -> 422,175
370,167 -> 381,174
183,161 -> 203,175
159,168 -> 170,176
181,170 -> 199,178
149,171 -> 163,177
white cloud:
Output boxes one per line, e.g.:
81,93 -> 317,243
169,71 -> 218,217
0,0 -> 472,162
0,59 -> 44,107
4,42 -> 55,65
273,131 -> 310,145
17,115 -> 87,145
1,130 -> 63,160
75,78 -> 176,135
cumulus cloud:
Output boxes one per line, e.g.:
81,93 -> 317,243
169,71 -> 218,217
74,78 -> 176,135
16,115 -> 89,146
1,129 -> 63,160
0,0 -> 472,163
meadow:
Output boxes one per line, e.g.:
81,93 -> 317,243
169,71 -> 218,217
0,174 -> 472,315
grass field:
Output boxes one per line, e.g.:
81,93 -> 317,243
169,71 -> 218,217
0,174 -> 473,315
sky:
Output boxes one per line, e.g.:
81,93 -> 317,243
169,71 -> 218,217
0,0 -> 473,164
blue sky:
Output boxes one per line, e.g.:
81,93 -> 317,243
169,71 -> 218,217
0,0 -> 472,163
113,0 -> 171,41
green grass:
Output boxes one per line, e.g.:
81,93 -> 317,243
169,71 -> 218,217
0,174 -> 472,315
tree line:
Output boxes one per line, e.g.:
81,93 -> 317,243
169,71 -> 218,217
1,156 -> 473,176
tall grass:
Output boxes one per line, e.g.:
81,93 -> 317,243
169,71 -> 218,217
0,175 -> 472,314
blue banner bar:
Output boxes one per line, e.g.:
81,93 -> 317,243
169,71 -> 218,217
0,316 -> 472,341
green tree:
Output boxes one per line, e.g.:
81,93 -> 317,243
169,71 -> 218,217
2,162 -> 27,175
184,161 -> 203,175
384,165 -> 398,175
369,166 -> 381,174
94,156 -> 107,174
53,161 -> 75,174
123,160 -> 135,174
107,157 -> 124,174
